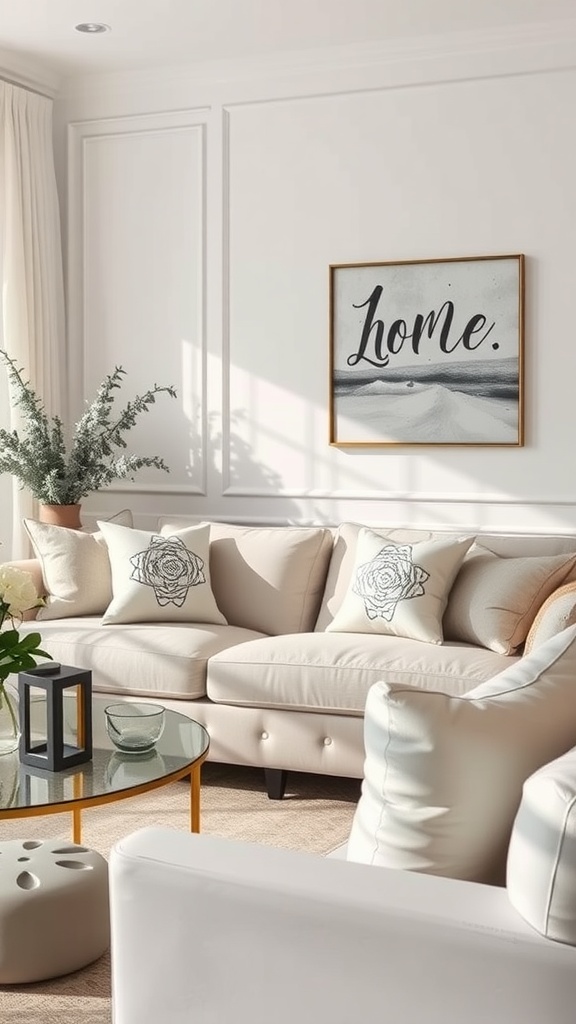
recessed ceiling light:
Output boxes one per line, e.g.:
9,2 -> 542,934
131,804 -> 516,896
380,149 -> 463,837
75,23 -> 110,34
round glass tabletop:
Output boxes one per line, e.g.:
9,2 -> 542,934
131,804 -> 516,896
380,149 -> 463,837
0,706 -> 209,839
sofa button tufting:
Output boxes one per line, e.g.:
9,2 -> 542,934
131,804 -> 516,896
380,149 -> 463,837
323,737 -> 332,746
261,731 -> 269,740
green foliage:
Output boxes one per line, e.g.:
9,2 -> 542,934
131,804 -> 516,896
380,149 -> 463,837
0,351 -> 177,504
0,627 -> 52,683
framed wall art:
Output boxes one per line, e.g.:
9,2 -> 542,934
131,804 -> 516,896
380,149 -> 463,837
329,254 -> 524,447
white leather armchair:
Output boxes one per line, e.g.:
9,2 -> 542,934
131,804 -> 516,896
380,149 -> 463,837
109,826 -> 576,1024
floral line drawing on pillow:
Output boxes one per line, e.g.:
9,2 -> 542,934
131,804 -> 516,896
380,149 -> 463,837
353,543 -> 430,622
130,535 -> 206,607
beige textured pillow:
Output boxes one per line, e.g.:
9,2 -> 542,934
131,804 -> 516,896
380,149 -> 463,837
347,624 -> 576,884
24,509 -> 133,619
191,522 -> 334,635
326,528 -> 473,644
524,581 -> 576,654
98,521 -> 227,626
443,545 -> 576,655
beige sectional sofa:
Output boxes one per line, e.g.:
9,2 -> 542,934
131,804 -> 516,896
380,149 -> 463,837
11,516 -> 576,797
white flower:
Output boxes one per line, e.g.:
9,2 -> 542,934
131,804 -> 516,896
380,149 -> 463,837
0,565 -> 41,618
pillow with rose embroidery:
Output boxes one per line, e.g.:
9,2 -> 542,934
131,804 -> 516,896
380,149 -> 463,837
325,527 -> 473,644
97,521 -> 227,626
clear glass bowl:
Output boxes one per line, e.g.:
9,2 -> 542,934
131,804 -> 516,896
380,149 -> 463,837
104,703 -> 165,754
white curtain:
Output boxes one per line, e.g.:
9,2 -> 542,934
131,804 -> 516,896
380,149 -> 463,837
0,81 -> 65,558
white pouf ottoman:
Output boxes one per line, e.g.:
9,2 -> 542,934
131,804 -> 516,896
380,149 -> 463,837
0,838 -> 109,983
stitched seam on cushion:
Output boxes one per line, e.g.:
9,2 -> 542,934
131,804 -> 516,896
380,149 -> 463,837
296,532 -> 331,632
31,636 -> 203,662
465,634 -> 574,701
543,793 -> 576,937
371,694 -> 393,865
211,657 -> 499,685
207,697 -> 364,714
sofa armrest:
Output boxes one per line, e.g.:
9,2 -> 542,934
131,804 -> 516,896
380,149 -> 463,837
109,828 -> 576,1024
0,558 -> 45,619
524,581 -> 576,653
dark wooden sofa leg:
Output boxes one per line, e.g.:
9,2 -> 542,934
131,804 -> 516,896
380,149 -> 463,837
264,768 -> 288,800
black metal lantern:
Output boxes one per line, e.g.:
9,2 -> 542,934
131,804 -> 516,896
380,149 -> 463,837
18,663 -> 92,772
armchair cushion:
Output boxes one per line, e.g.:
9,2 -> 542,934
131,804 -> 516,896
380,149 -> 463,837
347,625 -> 576,884
507,747 -> 576,946
109,828 -> 576,1024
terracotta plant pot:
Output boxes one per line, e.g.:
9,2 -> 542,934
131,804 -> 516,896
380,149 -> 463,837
38,504 -> 82,530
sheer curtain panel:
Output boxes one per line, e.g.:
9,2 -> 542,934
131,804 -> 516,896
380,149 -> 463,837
0,81 -> 65,557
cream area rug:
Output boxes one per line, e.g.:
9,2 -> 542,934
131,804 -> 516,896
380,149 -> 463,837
0,763 -> 360,1024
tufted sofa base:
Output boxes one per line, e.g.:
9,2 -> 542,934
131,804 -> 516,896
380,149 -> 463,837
91,692 -> 365,797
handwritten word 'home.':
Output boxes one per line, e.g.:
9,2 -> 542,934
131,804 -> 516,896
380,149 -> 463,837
347,285 -> 497,369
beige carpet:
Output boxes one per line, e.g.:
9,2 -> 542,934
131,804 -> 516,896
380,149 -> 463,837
0,763 -> 360,1023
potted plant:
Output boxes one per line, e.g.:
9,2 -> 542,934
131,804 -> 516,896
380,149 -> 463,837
0,350 -> 177,527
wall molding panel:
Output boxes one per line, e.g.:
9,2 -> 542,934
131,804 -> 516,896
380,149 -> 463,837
56,30 -> 576,534
67,109 -> 209,501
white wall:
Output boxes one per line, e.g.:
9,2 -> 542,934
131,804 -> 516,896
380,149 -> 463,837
53,23 -> 576,534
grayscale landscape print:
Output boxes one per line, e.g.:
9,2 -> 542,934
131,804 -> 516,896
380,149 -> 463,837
331,256 -> 522,446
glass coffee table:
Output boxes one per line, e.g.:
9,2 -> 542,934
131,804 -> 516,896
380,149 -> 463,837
0,705 -> 209,843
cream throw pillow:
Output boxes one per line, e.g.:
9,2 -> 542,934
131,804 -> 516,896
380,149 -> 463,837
98,521 -> 227,626
443,544 -> 576,654
24,509 -> 133,619
346,625 -> 576,884
326,528 -> 473,644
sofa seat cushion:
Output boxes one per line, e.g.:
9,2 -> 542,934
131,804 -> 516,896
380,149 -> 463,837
20,619 -> 265,700
206,634 -> 513,714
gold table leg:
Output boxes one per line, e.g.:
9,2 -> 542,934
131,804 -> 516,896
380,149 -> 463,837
72,808 -> 82,844
190,763 -> 202,833
72,772 -> 83,844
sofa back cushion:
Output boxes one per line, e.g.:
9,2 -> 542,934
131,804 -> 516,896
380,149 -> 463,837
209,523 -> 333,635
346,625 -> 576,885
159,520 -> 334,635
507,747 -> 576,946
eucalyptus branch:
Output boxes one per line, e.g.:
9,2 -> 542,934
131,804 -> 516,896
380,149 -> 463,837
0,350 -> 177,504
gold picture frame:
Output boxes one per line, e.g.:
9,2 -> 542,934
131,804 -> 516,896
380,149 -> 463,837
329,253 -> 525,447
